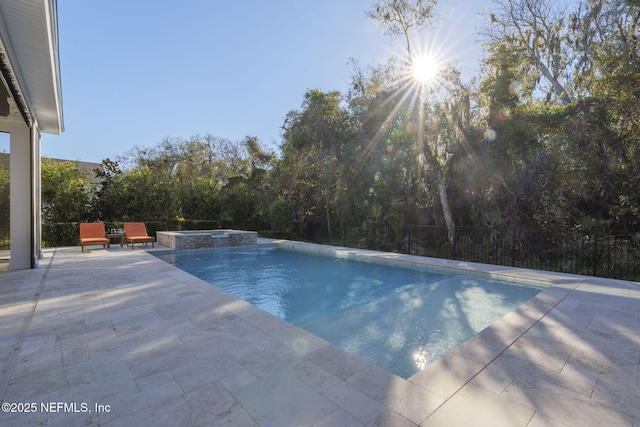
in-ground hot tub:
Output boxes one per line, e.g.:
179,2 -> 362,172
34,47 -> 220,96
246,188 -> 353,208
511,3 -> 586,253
156,229 -> 257,250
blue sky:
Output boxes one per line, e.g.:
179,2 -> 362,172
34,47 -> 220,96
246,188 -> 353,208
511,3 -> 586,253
2,0 -> 494,163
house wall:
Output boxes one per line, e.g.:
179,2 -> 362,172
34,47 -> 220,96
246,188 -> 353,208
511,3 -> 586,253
0,0 -> 63,269
8,110 -> 38,269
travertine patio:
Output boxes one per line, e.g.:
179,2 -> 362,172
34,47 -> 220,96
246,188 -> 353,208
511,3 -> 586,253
0,241 -> 638,426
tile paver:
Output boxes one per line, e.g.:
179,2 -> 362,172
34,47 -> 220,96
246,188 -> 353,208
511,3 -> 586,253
0,241 -> 638,426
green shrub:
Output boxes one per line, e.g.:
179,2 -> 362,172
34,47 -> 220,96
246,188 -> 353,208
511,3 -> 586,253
42,222 -> 80,247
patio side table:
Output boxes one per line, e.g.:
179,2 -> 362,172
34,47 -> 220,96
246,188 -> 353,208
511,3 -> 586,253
106,233 -> 126,247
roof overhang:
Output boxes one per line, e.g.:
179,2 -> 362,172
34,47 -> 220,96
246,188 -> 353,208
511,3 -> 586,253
0,0 -> 63,134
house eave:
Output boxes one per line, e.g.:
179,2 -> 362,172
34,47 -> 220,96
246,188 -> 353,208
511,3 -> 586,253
0,0 -> 64,134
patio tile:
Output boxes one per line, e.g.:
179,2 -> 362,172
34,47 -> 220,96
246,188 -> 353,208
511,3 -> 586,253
0,301 -> 35,318
219,369 -> 259,393
202,406 -> 259,427
134,369 -> 176,393
590,371 -> 640,419
348,365 -> 444,424
499,361 -> 635,426
153,299 -> 211,320
100,396 -> 192,427
471,353 -> 531,394
449,326 -> 515,365
521,316 -> 562,339
143,316 -> 202,340
49,369 -> 138,408
323,380 -> 386,424
409,351 -> 485,399
126,342 -> 199,378
307,344 -> 373,380
111,310 -> 164,331
508,382 -> 634,426
10,350 -> 63,378
366,410 -> 419,427
5,368 -> 64,400
19,332 -> 57,355
526,412 -> 569,427
2,410 -> 49,427
501,334 -> 574,373
233,339 -> 303,379
290,359 -> 342,391
312,408 -> 364,427
187,307 -> 239,331
242,309 -> 292,334
48,413 -> 100,427
270,324 -> 330,355
240,328 -> 283,351
97,380 -> 185,424
183,380 -> 252,426
421,382 -> 534,427
565,344 -> 638,383
547,306 -> 595,329
506,360 -> 598,401
179,329 -> 245,359
232,370 -> 338,426
170,352 -> 246,392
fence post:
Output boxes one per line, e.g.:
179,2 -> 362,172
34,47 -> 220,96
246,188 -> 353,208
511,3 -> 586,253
593,229 -> 598,277
372,223 -> 376,250
452,229 -> 457,259
511,228 -> 516,267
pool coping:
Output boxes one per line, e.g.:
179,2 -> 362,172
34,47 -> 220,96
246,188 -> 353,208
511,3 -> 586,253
1,241 -> 638,426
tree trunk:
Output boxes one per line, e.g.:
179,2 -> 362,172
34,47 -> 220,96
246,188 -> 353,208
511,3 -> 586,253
437,177 -> 455,244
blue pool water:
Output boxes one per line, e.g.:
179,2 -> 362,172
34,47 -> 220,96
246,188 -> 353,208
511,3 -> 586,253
154,246 -> 545,378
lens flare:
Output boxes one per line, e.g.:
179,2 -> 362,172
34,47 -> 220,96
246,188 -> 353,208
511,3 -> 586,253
483,128 -> 497,142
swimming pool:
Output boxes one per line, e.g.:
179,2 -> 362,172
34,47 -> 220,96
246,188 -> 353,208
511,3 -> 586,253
154,245 -> 546,378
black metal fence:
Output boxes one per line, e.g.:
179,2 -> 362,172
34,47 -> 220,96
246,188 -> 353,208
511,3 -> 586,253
38,219 -> 640,281
341,223 -> 640,282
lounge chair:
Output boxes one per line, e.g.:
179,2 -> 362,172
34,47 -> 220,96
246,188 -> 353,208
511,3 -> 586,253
79,222 -> 110,253
124,222 -> 155,249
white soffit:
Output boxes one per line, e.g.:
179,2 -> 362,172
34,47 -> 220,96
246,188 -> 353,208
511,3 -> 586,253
0,0 -> 63,134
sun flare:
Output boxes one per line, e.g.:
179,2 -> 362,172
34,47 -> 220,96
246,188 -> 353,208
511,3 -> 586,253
411,54 -> 440,84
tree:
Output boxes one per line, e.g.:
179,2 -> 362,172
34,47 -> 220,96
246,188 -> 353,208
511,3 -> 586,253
220,178 -> 261,223
93,158 -> 122,221
278,89 -> 353,238
481,0 -> 640,106
177,177 -> 221,221
346,60 -> 423,227
478,0 -> 640,231
482,0 -> 576,105
41,159 -> 95,223
368,0 -> 465,243
366,0 -> 438,59
89,133 -> 277,225
113,166 -> 176,221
